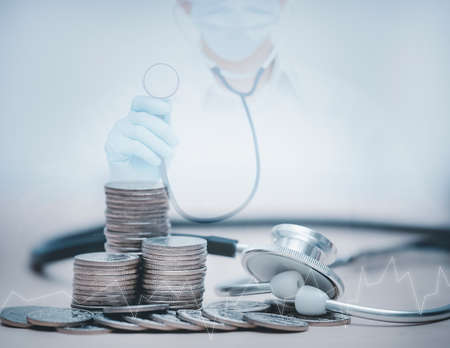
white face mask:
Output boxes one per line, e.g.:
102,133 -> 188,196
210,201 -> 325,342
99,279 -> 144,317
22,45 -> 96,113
191,0 -> 281,62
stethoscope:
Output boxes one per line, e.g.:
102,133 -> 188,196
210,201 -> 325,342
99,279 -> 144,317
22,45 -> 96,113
216,223 -> 450,323
29,62 -> 450,325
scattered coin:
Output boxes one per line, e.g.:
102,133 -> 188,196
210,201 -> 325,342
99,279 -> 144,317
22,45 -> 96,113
204,300 -> 271,313
124,316 -> 175,331
152,312 -> 204,331
94,313 -> 147,331
102,304 -> 169,315
265,298 -> 297,314
177,310 -> 237,331
202,308 -> 255,328
71,303 -> 107,311
0,306 -> 48,328
243,312 -> 309,332
26,307 -> 93,328
56,324 -> 112,335
293,312 -> 351,326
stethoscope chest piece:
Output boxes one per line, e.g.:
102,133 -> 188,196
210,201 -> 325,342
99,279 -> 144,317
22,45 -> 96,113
241,224 -> 344,299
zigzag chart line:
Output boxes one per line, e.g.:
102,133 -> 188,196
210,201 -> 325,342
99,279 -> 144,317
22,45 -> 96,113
346,256 -> 450,314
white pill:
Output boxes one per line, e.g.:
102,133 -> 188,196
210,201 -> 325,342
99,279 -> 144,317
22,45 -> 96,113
270,271 -> 305,300
295,285 -> 329,316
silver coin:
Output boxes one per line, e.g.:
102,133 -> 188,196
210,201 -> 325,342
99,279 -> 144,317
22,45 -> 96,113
102,244 -> 142,252
293,312 -> 351,326
141,248 -> 206,257
73,284 -> 136,292
141,296 -> 204,304
72,286 -> 137,293
72,296 -> 136,303
142,257 -> 206,265
103,242 -> 142,249
94,313 -> 147,331
106,216 -> 169,224
143,298 -> 203,305
72,297 -> 136,305
106,208 -> 168,215
74,252 -> 139,267
105,196 -> 167,203
143,263 -> 205,271
106,201 -> 167,208
106,196 -> 169,203
152,312 -> 204,331
202,308 -> 255,328
143,236 -> 207,250
72,299 -> 136,307
71,303 -> 107,311
26,307 -> 93,328
141,278 -> 205,286
204,300 -> 271,313
105,192 -> 167,200
105,193 -> 167,201
141,288 -> 204,297
72,294 -> 136,302
0,306 -> 48,328
105,181 -> 166,191
103,234 -> 148,242
102,304 -> 169,315
105,238 -> 143,246
265,299 -> 297,314
177,310 -> 237,331
73,266 -> 138,276
73,279 -> 137,287
56,324 -> 112,335
104,246 -> 142,254
72,290 -> 137,297
142,253 -> 206,261
107,224 -> 170,232
142,254 -> 207,262
243,312 -> 309,332
141,284 -> 204,292
168,303 -> 203,310
105,212 -> 169,220
74,274 -> 139,282
142,267 -> 207,276
141,274 -> 205,282
123,316 -> 174,331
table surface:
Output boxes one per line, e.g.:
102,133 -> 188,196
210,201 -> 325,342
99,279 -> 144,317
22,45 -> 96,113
1,218 -> 449,348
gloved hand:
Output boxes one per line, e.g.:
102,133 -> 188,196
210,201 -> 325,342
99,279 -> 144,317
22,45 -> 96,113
105,96 -> 178,183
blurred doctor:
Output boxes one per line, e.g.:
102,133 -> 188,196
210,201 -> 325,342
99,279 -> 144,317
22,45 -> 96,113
105,0 -> 449,223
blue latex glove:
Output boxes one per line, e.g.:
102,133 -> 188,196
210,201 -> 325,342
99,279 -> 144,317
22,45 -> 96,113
105,96 -> 178,183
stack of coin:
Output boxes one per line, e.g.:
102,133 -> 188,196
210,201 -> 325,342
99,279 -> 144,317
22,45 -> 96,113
141,236 -> 207,310
72,252 -> 140,308
104,181 -> 171,253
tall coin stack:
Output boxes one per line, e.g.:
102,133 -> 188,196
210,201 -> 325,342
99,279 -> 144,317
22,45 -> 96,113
104,182 -> 171,253
141,236 -> 207,310
72,252 -> 140,308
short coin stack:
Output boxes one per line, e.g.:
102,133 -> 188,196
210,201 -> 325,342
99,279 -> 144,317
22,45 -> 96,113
104,181 -> 171,253
72,252 -> 140,308
141,236 -> 207,310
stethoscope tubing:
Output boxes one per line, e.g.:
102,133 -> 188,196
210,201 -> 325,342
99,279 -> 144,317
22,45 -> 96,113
327,300 -> 450,323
